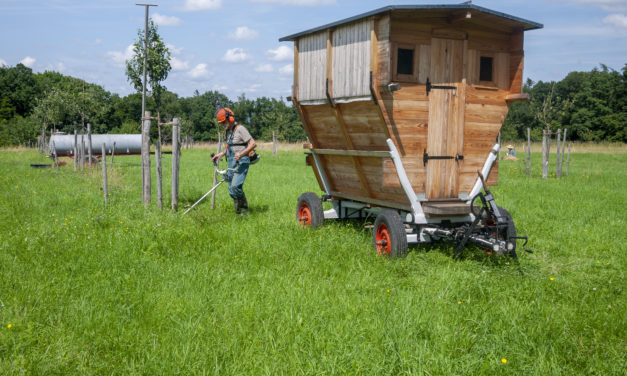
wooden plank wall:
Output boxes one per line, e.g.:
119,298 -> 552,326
332,20 -> 371,99
298,31 -> 327,101
294,13 -> 526,205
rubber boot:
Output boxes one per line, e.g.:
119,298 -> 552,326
233,198 -> 240,214
238,194 -> 248,216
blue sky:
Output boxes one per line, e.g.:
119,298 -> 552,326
1,0 -> 626,101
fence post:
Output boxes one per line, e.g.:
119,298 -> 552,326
542,130 -> 547,178
211,132 -> 223,210
51,141 -> 59,171
555,128 -> 562,179
73,128 -> 78,172
561,129 -> 567,175
526,128 -> 531,176
142,111 -> 151,207
102,143 -> 108,205
156,123 -> 163,210
172,118 -> 181,211
273,131 -> 278,156
80,133 -> 85,171
567,142 -> 571,176
111,142 -> 116,166
87,123 -> 93,168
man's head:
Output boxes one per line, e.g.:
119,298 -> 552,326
215,107 -> 235,127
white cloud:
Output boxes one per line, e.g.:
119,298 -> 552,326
0,58 -> 7,67
603,13 -> 627,27
577,0 -> 627,12
167,44 -> 184,55
20,56 -> 36,68
153,13 -> 182,26
249,0 -> 336,6
266,45 -> 292,61
254,64 -> 273,72
184,0 -> 222,11
213,84 -> 229,91
171,56 -> 189,71
222,48 -> 250,63
107,44 -> 135,66
188,63 -> 211,79
242,84 -> 262,93
279,64 -> 293,75
228,26 -> 259,41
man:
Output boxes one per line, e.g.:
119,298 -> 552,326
212,107 -> 256,215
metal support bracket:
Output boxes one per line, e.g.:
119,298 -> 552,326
423,149 -> 464,166
426,77 -> 456,96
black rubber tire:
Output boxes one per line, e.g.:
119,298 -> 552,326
497,206 -> 517,259
296,192 -> 324,228
372,209 -> 408,258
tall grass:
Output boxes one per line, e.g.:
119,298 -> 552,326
0,148 -> 625,375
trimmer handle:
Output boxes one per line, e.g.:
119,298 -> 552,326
210,153 -> 219,168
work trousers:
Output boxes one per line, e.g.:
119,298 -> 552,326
225,149 -> 250,200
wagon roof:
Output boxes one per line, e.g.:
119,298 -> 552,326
278,2 -> 543,41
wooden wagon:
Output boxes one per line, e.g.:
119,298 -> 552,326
280,3 -> 542,258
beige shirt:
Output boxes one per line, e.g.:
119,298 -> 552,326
226,124 -> 252,154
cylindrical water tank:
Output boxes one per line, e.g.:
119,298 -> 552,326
49,134 -> 142,156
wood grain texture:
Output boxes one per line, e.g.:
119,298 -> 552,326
298,32 -> 327,101
332,20 -> 371,99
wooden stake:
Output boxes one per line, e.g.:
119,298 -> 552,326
51,141 -> 59,171
273,131 -> 278,155
561,129 -> 567,176
542,130 -> 547,179
87,123 -> 93,168
527,127 -> 531,176
567,142 -> 571,176
102,143 -> 108,205
156,121 -> 163,210
80,133 -> 85,171
142,111 -> 151,207
111,142 -> 116,166
172,118 -> 181,211
555,128 -> 562,179
73,128 -> 78,172
210,132 -> 223,210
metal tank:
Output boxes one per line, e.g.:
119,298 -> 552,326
49,134 -> 142,156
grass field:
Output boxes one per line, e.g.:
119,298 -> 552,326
0,146 -> 625,375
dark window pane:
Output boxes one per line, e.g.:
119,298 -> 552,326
397,48 -> 414,75
480,56 -> 493,82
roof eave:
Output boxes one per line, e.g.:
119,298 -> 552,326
278,3 -> 543,42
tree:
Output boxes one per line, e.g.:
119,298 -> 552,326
125,20 -> 171,115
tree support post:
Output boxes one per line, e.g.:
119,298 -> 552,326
142,111 -> 151,207
172,118 -> 181,211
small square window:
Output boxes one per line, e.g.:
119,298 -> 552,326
397,48 -> 414,76
480,56 -> 493,82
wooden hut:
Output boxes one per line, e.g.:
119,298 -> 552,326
282,3 -> 542,257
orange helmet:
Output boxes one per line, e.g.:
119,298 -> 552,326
215,107 -> 235,123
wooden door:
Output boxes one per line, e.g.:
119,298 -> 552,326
426,37 -> 466,199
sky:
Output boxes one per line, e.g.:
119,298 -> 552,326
1,0 -> 626,101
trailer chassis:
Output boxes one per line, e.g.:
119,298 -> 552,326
297,139 -> 530,259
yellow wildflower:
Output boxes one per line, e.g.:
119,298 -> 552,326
501,358 -> 507,364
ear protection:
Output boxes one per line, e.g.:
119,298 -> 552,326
216,107 -> 235,123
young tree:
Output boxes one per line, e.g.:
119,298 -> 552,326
125,19 -> 171,115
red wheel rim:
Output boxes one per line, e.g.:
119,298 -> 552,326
375,223 -> 391,256
298,203 -> 312,226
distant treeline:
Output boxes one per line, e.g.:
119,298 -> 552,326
503,64 -> 626,142
0,63 -> 625,147
0,64 -> 304,146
